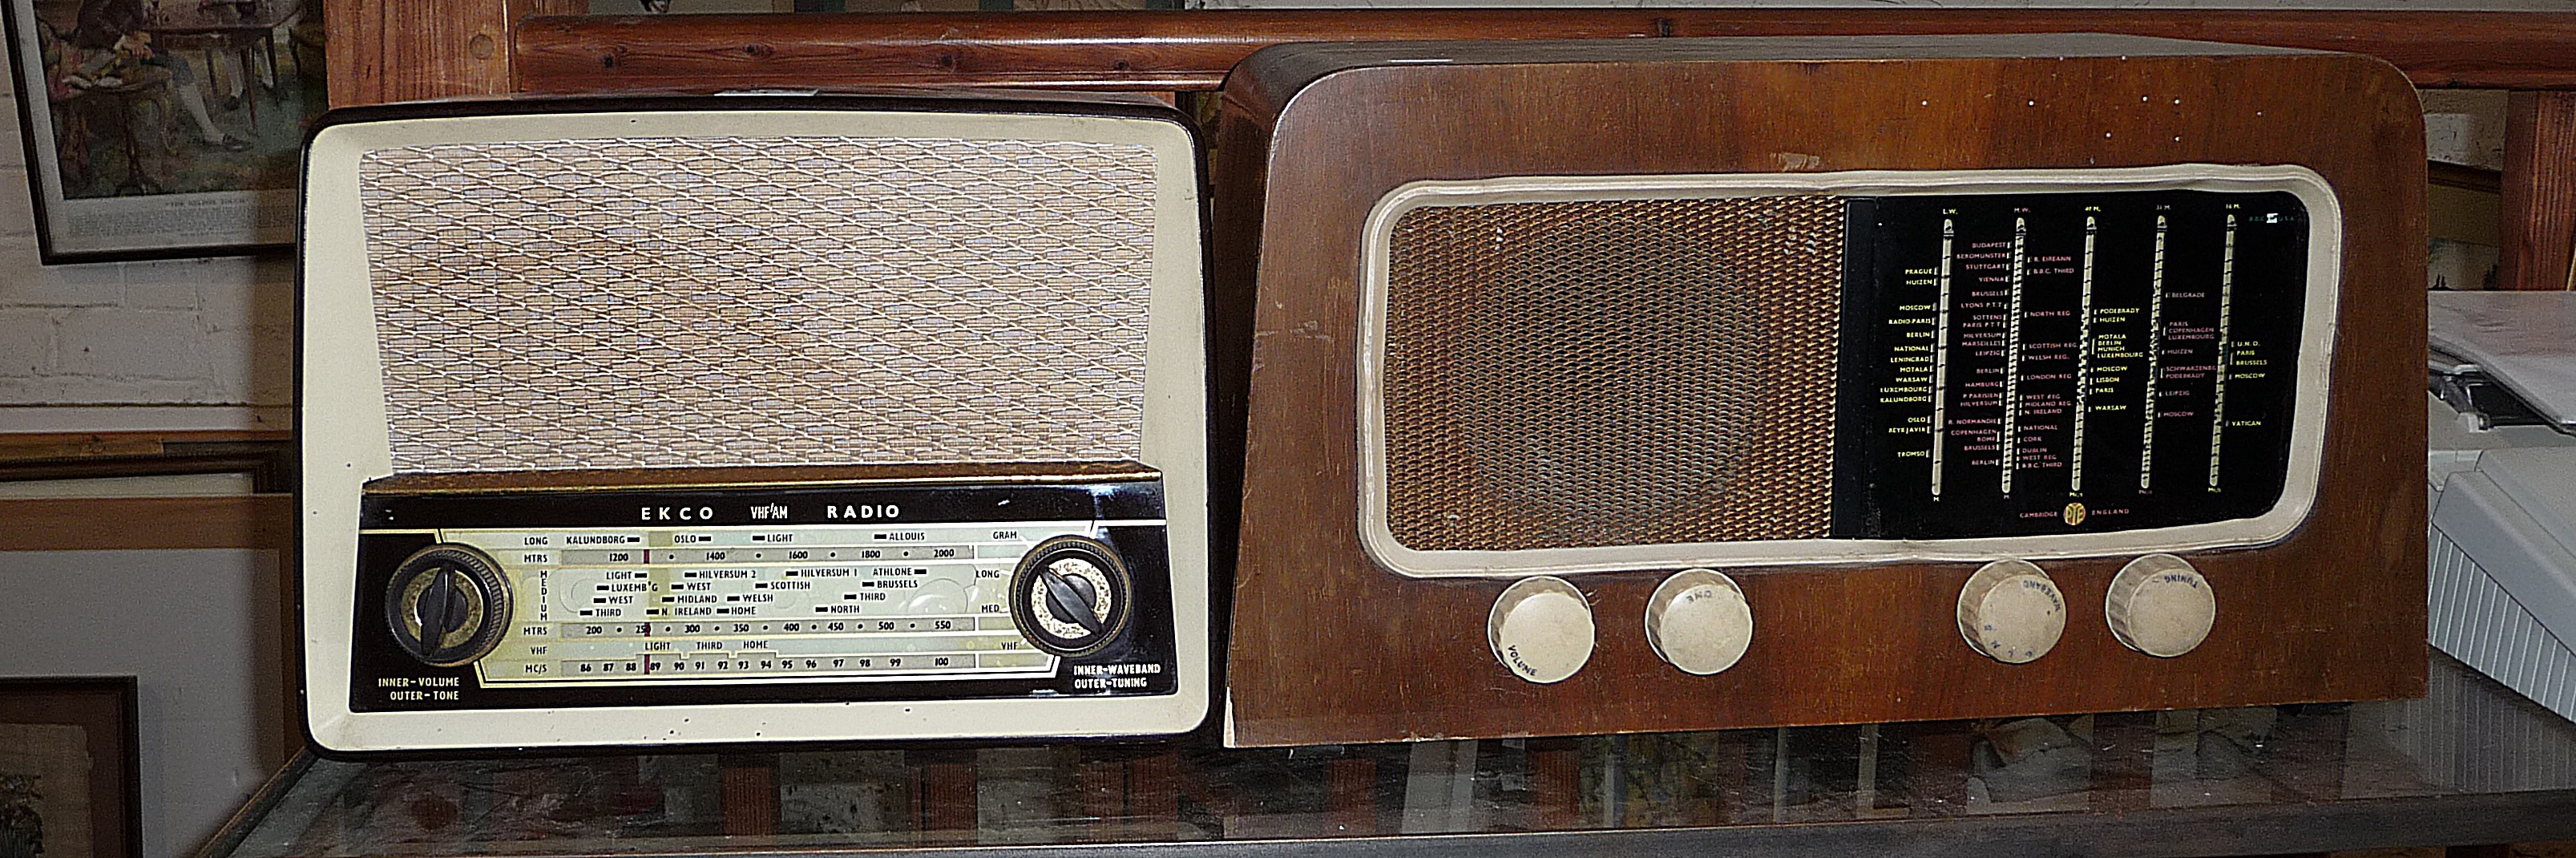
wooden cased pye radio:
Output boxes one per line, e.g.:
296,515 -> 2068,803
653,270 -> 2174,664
1211,34 -> 2426,747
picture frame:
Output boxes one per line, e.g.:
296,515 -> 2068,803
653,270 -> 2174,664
4,0 -> 321,262
0,677 -> 139,858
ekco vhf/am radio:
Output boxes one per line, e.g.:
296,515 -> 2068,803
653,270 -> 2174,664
1213,35 -> 2427,746
299,95 -> 1209,752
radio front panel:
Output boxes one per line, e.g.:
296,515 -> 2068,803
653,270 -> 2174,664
346,480 -> 1177,713
1359,169 -> 2335,577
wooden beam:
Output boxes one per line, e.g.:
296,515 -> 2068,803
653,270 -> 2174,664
0,495 -> 293,552
2504,91 -> 2576,290
327,0 -> 587,107
515,10 -> 2576,95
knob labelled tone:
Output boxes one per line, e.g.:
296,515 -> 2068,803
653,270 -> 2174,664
1488,576 -> 1594,684
386,544 -> 513,667
1007,535 -> 1133,658
1957,559 -> 2067,664
1645,569 -> 1754,676
2106,554 -> 2218,658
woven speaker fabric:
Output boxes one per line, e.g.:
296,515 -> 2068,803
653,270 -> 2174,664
357,135 -> 1159,474
1380,196 -> 1843,552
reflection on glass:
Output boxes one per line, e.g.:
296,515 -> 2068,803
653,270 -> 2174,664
219,656 -> 2575,857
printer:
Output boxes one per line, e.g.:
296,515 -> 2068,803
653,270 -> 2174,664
2426,290 -> 2576,722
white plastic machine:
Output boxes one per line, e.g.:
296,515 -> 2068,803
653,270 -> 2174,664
2426,291 -> 2576,722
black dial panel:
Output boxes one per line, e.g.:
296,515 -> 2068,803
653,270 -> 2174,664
345,480 -> 1179,713
1835,189 -> 2312,540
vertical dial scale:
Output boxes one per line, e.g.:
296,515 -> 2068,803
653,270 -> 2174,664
1839,189 -> 2310,539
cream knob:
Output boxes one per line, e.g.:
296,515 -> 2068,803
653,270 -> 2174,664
1488,576 -> 1594,684
2106,554 -> 2217,658
1645,569 -> 1754,675
1957,559 -> 2068,664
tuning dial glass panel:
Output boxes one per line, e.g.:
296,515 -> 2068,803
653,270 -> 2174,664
386,544 -> 513,667
342,480 -> 1179,713
1843,189 -> 2309,540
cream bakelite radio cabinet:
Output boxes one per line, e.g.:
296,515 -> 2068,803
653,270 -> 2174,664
297,95 -> 1211,752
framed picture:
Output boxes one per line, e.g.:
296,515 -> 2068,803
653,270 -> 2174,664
0,678 -> 139,858
4,0 -> 321,262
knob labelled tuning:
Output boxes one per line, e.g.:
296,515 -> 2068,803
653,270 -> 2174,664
386,544 -> 512,667
1008,535 -> 1133,658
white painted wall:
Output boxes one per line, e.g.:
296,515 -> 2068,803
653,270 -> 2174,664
0,85 -> 293,431
0,549 -> 289,858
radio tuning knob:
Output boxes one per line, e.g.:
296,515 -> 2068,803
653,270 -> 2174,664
1488,576 -> 1594,684
1957,559 -> 2067,665
1007,535 -> 1133,658
386,544 -> 512,667
1645,569 -> 1754,676
2106,554 -> 2218,658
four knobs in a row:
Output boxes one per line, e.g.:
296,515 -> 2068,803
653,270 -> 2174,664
1486,555 -> 2220,683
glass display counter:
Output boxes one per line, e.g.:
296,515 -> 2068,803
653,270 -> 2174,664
197,654 -> 2576,858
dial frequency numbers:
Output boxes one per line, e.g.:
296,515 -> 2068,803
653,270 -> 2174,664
416,522 -> 1098,683
1847,189 -> 2308,538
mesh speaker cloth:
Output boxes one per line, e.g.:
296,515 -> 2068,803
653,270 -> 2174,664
1380,196 -> 1843,552
357,135 -> 1159,474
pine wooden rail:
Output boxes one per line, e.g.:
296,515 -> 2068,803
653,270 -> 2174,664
512,10 -> 2576,93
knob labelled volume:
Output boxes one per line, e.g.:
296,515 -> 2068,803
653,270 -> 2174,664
1488,576 -> 1594,684
386,544 -> 512,667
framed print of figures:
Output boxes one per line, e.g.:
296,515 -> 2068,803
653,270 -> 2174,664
5,0 -> 321,262
0,678 -> 139,858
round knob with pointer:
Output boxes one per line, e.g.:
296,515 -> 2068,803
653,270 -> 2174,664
385,544 -> 513,667
1007,535 -> 1133,658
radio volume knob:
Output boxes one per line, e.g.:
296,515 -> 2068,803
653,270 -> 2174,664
1488,576 -> 1594,684
386,544 -> 512,667
2106,554 -> 2218,658
1645,569 -> 1754,676
1956,559 -> 2067,665
1007,535 -> 1133,658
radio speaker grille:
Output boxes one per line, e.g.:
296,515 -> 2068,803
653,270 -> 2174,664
1379,196 -> 1843,552
357,135 -> 1160,474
